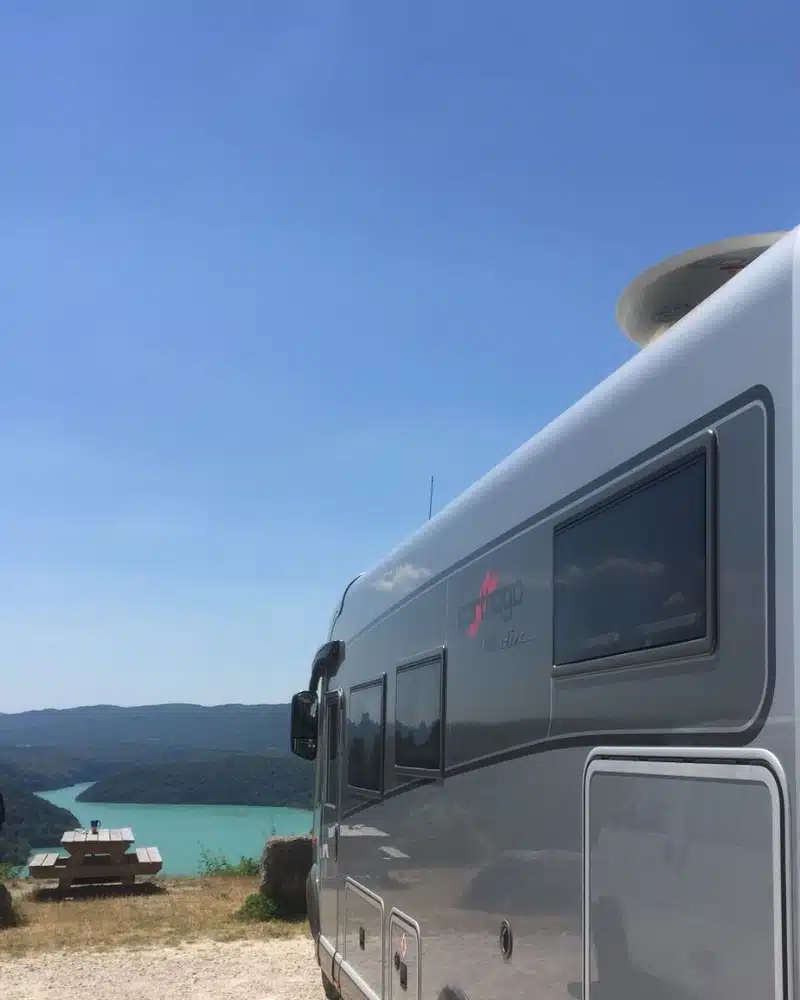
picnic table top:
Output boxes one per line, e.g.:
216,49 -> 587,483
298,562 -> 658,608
61,827 -> 134,846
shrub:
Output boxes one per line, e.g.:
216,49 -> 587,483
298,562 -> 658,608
5,900 -> 24,929
0,862 -> 23,881
236,891 -> 279,922
197,846 -> 259,877
229,856 -> 260,876
0,885 -> 23,929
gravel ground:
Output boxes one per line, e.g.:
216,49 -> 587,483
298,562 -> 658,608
2,937 -> 321,1000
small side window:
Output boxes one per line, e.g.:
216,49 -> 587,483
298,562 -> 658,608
395,650 -> 445,775
347,676 -> 386,797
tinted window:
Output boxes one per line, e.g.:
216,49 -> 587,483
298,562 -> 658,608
325,699 -> 339,804
554,453 -> 708,665
395,656 -> 443,772
347,679 -> 385,794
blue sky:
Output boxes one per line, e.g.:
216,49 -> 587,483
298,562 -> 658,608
0,2 -> 796,712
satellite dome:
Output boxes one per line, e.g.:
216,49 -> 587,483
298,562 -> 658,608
616,231 -> 787,347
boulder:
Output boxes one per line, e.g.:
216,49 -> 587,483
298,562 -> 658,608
259,835 -> 312,917
0,883 -> 17,928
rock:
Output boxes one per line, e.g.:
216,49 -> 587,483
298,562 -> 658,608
0,882 -> 17,928
259,835 -> 312,917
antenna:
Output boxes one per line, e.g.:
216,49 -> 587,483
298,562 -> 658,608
428,476 -> 435,521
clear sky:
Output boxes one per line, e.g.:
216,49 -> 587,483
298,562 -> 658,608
0,2 -> 796,712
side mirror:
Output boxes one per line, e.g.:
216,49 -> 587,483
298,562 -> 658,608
290,691 -> 318,761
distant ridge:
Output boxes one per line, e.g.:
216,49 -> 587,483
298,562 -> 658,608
0,703 -> 291,754
0,701 -> 291,719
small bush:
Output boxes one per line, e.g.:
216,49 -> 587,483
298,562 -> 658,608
4,901 -> 25,929
197,846 -> 259,877
0,862 -> 23,881
197,846 -> 228,874
230,856 -> 260,876
236,892 -> 279,922
0,886 -> 24,929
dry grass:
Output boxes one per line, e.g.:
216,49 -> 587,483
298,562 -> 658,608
0,875 -> 307,958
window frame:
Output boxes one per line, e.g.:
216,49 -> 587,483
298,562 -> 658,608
394,647 -> 447,779
322,688 -> 343,810
552,430 -> 718,677
346,674 -> 387,800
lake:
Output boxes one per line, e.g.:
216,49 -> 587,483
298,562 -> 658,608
34,783 -> 313,876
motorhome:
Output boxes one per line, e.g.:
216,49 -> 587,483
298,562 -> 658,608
290,226 -> 798,1000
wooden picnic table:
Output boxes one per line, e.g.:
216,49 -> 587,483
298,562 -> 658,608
28,827 -> 162,890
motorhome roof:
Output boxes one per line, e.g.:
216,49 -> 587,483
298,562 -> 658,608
334,226 -> 799,641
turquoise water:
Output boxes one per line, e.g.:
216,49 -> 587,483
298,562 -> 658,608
34,783 -> 312,876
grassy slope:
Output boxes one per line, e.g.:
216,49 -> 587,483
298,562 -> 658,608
0,876 -> 305,957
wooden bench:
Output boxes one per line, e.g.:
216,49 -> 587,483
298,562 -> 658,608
136,846 -> 162,867
28,853 -> 61,873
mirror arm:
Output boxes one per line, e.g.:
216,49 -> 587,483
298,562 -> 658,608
308,640 -> 346,693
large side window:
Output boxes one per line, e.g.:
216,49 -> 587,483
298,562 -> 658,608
554,447 -> 712,668
395,650 -> 445,774
347,676 -> 386,797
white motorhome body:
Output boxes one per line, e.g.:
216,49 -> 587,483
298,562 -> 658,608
291,226 -> 800,1000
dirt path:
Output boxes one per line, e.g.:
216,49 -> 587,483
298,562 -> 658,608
2,937 -> 321,1000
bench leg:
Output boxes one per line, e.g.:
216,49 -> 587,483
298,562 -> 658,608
58,878 -> 73,891
121,875 -> 135,887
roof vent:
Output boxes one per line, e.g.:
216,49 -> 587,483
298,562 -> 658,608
616,231 -> 787,347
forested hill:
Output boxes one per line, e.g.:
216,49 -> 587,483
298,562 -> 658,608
0,777 -> 79,867
0,703 -> 291,754
76,754 -> 314,809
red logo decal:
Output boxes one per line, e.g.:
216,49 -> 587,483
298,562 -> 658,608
467,571 -> 499,638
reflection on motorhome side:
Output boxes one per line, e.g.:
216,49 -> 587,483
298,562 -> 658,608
290,228 -> 796,1000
